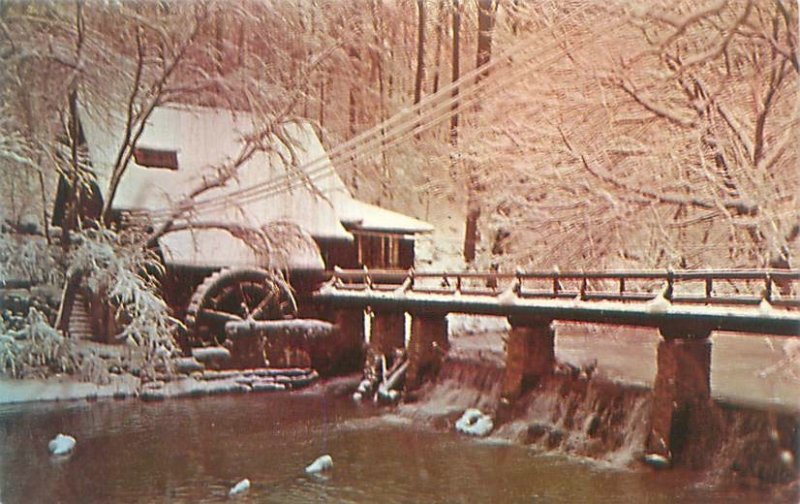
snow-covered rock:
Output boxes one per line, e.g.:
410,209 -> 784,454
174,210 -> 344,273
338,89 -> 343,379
497,285 -> 518,306
305,454 -> 333,474
377,388 -> 400,404
643,452 -> 670,469
455,409 -> 494,437
48,434 -> 76,456
228,478 -> 250,496
455,408 -> 483,428
356,379 -> 373,394
645,287 -> 671,314
191,346 -> 231,363
174,357 -> 205,374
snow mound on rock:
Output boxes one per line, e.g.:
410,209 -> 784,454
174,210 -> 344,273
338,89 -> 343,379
228,478 -> 250,496
455,408 -> 494,437
48,433 -> 76,456
305,454 -> 333,473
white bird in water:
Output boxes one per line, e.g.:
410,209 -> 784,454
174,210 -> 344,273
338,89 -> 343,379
305,454 -> 333,474
228,478 -> 250,497
48,434 -> 76,456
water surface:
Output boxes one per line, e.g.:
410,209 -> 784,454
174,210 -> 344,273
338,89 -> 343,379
0,392 -> 790,503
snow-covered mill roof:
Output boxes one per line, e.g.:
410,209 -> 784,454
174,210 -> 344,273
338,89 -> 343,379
78,104 -> 432,268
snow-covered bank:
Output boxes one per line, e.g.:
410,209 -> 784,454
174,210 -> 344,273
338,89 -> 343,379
0,368 -> 330,406
0,374 -> 138,405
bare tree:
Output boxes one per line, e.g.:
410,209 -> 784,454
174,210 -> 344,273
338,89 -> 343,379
414,0 -> 426,106
450,0 -> 461,146
456,0 -> 797,270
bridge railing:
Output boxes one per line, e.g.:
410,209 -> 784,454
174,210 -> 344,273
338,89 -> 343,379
325,268 -> 800,309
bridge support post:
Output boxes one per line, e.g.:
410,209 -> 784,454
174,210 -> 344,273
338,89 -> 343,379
370,310 -> 406,355
501,319 -> 555,403
645,328 -> 711,467
406,312 -> 449,390
333,308 -> 366,373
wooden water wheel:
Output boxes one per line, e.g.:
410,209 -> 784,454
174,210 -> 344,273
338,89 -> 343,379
184,268 -> 297,346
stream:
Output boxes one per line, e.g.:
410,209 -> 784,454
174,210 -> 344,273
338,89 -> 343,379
0,389 -> 791,503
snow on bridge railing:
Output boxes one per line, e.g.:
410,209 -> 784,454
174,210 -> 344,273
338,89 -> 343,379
322,268 -> 800,309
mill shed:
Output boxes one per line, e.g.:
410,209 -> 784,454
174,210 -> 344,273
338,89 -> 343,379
69,103 -> 432,272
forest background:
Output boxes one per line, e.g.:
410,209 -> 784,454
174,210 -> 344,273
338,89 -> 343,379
0,0 -> 797,377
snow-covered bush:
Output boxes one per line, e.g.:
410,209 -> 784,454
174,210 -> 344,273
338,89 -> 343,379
0,308 -> 79,378
0,318 -> 18,376
0,231 -> 63,286
68,228 -> 179,376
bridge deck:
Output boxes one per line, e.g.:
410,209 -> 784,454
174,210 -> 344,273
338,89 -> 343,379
314,269 -> 800,337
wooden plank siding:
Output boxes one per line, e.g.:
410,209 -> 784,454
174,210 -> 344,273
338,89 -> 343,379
315,233 -> 415,271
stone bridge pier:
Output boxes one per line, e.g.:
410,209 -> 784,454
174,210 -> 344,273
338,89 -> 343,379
500,317 -> 556,405
645,327 -> 712,466
406,312 -> 449,390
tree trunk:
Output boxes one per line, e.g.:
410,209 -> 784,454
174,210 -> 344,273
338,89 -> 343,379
462,0 -> 495,263
61,88 -> 83,251
414,0 -> 426,106
347,44 -> 361,139
463,174 -> 481,263
349,87 -> 357,138
214,10 -> 224,76
432,0 -> 445,95
450,0 -> 460,146
413,0 -> 426,138
475,0 -> 495,83
318,78 -> 326,143
371,0 -> 389,176
510,0 -> 521,36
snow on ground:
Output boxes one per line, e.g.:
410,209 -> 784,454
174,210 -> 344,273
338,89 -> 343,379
413,196 -> 465,271
447,314 -> 509,338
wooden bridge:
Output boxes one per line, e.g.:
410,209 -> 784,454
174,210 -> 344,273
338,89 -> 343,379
314,268 -> 800,466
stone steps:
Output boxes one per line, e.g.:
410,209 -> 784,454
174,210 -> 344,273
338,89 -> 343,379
67,292 -> 93,340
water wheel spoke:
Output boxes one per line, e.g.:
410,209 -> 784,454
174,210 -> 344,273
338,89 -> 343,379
251,287 -> 278,319
199,308 -> 244,323
238,282 -> 252,318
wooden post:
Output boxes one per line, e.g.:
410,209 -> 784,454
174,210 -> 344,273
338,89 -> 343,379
645,328 -> 712,467
406,312 -> 449,390
501,318 -> 555,402
370,310 -> 406,355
